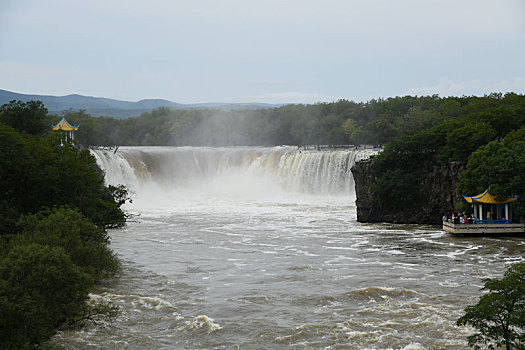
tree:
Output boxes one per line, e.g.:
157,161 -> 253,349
0,104 -> 124,348
457,126 -> 525,216
16,206 -> 120,281
0,100 -> 48,136
371,168 -> 421,209
342,118 -> 357,142
0,123 -> 32,233
0,123 -> 128,232
457,263 -> 525,350
441,121 -> 497,162
0,243 -> 92,349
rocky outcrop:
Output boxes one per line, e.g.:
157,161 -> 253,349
351,158 -> 464,225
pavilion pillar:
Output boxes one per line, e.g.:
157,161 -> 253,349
479,204 -> 483,221
505,204 -> 509,221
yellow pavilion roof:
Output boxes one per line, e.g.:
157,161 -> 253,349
52,117 -> 78,131
463,189 -> 518,204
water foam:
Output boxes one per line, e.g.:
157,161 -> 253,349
185,315 -> 222,333
91,146 -> 377,204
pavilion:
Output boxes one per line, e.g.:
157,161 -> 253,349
464,189 -> 518,224
52,117 -> 79,140
443,189 -> 524,235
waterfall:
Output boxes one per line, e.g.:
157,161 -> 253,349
91,146 -> 377,198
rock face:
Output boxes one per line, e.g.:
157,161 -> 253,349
351,158 -> 464,225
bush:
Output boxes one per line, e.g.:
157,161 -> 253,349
457,263 -> 525,350
0,243 -> 92,349
16,207 -> 120,281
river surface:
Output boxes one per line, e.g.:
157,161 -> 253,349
57,147 -> 525,349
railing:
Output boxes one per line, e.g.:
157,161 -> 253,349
445,219 -> 511,225
474,219 -> 509,224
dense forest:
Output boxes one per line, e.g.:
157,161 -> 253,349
44,94 -> 524,154
47,94 -> 473,147
0,101 -> 129,348
356,93 -> 525,222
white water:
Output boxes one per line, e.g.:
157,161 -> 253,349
91,146 -> 376,211
92,146 -> 376,194
56,146 -> 525,349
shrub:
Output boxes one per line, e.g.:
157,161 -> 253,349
0,243 -> 92,349
457,263 -> 525,350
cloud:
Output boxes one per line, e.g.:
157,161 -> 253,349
2,1 -> 524,103
404,77 -> 525,97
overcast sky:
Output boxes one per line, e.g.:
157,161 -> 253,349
1,0 -> 524,104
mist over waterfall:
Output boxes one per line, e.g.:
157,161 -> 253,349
91,146 -> 377,201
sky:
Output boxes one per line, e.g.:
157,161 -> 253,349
1,0 -> 524,104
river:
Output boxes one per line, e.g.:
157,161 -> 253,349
56,146 -> 525,349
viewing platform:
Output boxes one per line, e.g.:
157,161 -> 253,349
443,221 -> 525,236
443,189 -> 523,236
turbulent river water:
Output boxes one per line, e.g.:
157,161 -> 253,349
57,146 -> 525,350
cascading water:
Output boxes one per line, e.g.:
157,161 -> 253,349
56,146 -> 524,349
91,146 -> 377,200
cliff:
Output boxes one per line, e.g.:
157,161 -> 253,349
352,158 -> 464,225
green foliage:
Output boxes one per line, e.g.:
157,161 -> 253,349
0,100 -> 48,136
0,123 -> 127,232
371,169 -> 421,209
457,263 -> 525,350
0,243 -> 92,349
43,94 -> 525,149
0,106 -> 126,348
342,118 -> 357,141
0,123 -> 32,233
457,126 -> 525,217
351,117 -> 398,145
367,93 -> 525,220
394,106 -> 443,136
16,207 -> 120,281
439,122 -> 497,163
372,122 -> 450,173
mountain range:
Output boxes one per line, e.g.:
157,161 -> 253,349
0,89 -> 283,118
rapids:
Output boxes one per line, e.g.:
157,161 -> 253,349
56,146 -> 525,349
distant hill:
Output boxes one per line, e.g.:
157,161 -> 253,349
0,89 -> 283,119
